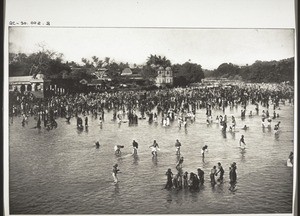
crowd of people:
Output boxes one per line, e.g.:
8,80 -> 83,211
9,83 -> 293,129
9,82 -> 294,189
164,161 -> 237,191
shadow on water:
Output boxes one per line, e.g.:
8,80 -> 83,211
112,184 -> 120,205
222,131 -> 227,139
133,155 -> 139,165
230,131 -> 236,140
275,132 -> 280,141
240,149 -> 246,162
152,156 -> 158,166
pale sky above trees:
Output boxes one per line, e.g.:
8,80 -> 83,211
9,28 -> 294,70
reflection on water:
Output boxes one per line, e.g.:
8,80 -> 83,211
9,104 -> 294,214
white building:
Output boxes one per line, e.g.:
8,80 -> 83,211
9,73 -> 51,96
156,66 -> 173,87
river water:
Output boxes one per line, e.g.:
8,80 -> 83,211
9,103 -> 294,214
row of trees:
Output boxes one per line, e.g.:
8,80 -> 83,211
205,58 -> 294,84
9,47 -> 294,86
9,51 -> 205,87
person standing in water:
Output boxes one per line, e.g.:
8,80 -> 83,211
197,168 -> 204,185
112,164 -> 120,184
114,145 -> 124,154
165,168 -> 173,189
239,135 -> 246,148
210,166 -> 217,185
175,139 -> 181,155
176,156 -> 184,170
132,140 -> 138,155
229,162 -> 237,184
149,140 -> 159,156
215,162 -> 225,182
201,145 -> 208,158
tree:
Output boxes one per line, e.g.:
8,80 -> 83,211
146,54 -> 171,68
172,62 -> 204,84
9,48 -> 71,78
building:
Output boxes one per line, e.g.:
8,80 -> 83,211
121,68 -> 144,81
93,68 -> 111,81
155,66 -> 173,87
9,73 -> 51,97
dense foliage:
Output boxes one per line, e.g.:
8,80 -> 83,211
205,58 -> 294,83
9,52 -> 71,78
9,49 -> 293,86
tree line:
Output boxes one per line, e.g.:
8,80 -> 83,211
204,57 -> 294,84
9,49 -> 294,87
9,51 -> 205,87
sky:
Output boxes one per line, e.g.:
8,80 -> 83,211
9,27 -> 294,69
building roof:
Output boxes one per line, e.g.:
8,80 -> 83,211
9,76 -> 32,83
9,75 -> 50,83
121,68 -> 133,76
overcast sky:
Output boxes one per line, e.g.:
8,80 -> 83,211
9,27 -> 294,69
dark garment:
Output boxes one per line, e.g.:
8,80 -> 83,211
210,173 -> 216,184
218,166 -> 224,180
165,171 -> 173,189
230,168 -> 237,183
133,141 -> 138,148
198,170 -> 204,185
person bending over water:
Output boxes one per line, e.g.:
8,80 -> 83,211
114,145 -> 124,154
274,121 -> 281,132
241,125 -> 249,130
